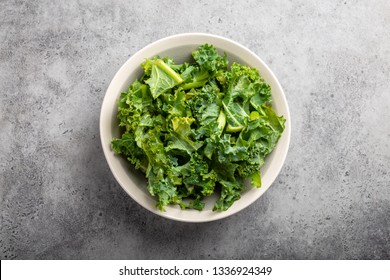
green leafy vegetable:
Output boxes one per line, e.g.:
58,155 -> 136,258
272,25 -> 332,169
112,44 -> 285,211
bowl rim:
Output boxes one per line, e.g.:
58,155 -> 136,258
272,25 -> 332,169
100,32 -> 291,223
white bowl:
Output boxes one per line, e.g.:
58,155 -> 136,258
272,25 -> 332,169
100,33 -> 291,222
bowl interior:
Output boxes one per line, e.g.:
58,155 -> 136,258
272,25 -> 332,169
100,34 -> 290,222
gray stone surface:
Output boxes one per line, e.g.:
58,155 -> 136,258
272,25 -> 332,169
1,0 -> 389,260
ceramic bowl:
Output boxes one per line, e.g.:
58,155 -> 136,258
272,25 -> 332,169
100,33 -> 291,222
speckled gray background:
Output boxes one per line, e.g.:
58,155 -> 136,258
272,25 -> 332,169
1,0 -> 389,260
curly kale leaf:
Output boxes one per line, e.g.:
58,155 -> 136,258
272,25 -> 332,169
166,117 -> 203,154
192,44 -> 228,72
180,65 -> 210,90
222,63 -> 272,132
143,58 -> 184,99
213,179 -> 244,211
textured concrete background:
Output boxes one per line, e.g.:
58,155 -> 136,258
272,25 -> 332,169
1,0 -> 389,259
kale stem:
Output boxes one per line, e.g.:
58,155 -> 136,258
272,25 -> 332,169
180,80 -> 207,90
156,59 -> 184,84
217,110 -> 226,135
